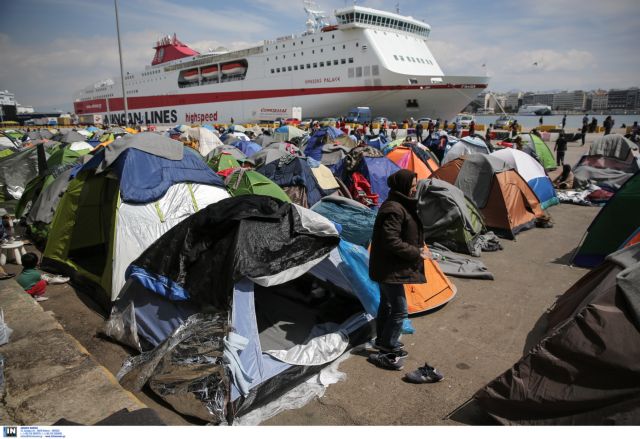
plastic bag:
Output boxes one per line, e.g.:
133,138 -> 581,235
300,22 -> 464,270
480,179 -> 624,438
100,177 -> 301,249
102,302 -> 142,352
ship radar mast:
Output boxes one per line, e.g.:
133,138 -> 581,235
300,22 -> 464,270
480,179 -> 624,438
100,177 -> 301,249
303,0 -> 330,33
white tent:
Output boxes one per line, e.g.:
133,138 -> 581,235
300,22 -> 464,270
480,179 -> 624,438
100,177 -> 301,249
442,136 -> 490,164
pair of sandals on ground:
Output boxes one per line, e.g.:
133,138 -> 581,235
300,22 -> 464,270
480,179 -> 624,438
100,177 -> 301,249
367,339 -> 444,384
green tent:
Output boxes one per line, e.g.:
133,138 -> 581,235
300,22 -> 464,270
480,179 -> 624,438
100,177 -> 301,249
0,150 -> 14,159
15,146 -> 90,219
525,133 -> 557,170
573,171 -> 640,268
209,152 -> 240,172
225,168 -> 290,202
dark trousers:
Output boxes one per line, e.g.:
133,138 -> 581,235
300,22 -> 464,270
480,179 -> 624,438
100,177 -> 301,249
376,283 -> 407,349
557,150 -> 565,165
581,132 -> 586,145
416,132 -> 423,143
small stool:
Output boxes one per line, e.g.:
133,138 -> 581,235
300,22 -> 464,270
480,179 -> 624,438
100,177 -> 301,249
0,241 -> 27,266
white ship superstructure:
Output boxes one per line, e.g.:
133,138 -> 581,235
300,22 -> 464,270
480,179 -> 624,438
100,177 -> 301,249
73,4 -> 489,125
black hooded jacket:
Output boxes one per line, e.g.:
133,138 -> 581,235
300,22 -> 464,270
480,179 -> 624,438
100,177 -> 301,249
369,170 -> 426,284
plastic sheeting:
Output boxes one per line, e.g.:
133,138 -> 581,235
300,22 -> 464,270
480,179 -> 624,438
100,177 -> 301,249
117,313 -> 229,424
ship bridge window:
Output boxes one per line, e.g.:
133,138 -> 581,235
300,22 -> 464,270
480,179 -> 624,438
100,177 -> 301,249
300,64 -> 304,70
348,57 -> 354,63
319,62 -> 324,67
341,58 -> 346,64
271,69 -> 275,74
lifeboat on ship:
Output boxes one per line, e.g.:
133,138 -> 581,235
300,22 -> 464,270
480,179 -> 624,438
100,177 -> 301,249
202,65 -> 219,79
182,69 -> 200,81
221,62 -> 246,76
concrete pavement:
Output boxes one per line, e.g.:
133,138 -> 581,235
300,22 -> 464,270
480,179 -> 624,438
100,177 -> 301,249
0,279 -> 148,425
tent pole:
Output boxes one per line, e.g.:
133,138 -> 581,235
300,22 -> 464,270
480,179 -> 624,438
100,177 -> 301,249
114,0 -> 129,127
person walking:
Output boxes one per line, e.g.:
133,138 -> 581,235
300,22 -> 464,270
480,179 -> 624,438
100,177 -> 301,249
369,170 -> 429,370
554,131 -> 568,166
581,120 -> 588,146
539,116 -> 543,126
562,114 -> 567,129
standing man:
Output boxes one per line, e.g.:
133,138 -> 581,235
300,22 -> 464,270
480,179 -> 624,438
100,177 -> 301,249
415,121 -> 424,143
603,116 -> 613,135
369,170 -> 429,369
581,120 -> 588,146
562,114 -> 567,129
469,120 -> 476,136
539,116 -> 544,126
554,131 -> 568,166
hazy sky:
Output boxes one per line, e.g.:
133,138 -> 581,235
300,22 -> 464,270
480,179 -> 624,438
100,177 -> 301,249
1,0 -> 638,111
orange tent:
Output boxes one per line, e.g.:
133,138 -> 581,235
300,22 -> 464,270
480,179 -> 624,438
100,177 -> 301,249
433,156 -> 545,238
386,146 -> 439,180
405,246 -> 457,314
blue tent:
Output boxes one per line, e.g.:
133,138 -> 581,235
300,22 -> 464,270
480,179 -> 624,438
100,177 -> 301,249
311,195 -> 376,247
257,156 -> 325,206
358,156 -> 402,204
366,133 -> 389,150
231,140 -> 262,156
304,127 -> 350,161
80,146 -> 224,204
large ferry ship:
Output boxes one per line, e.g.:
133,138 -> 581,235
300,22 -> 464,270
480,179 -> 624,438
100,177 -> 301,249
73,3 -> 489,126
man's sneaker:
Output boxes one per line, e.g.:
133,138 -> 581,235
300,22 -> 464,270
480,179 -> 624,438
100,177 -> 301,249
372,339 -> 405,354
367,352 -> 405,371
404,363 -> 444,383
35,296 -> 49,302
41,274 -> 70,285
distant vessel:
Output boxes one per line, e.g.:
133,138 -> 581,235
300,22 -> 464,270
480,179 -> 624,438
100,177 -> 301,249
73,2 -> 488,125
518,104 -> 552,116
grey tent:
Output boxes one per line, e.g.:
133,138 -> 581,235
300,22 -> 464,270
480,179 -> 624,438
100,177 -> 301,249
249,142 -> 304,168
573,134 -> 640,190
453,243 -> 640,425
0,147 -> 41,202
416,178 -> 487,256
54,130 -> 87,144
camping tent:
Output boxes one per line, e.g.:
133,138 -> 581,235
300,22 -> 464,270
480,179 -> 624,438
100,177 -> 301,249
572,171 -> 640,268
223,168 -> 290,203
0,147 -> 41,202
416,178 -> 487,256
180,126 -> 223,156
432,155 -> 545,238
256,156 -> 326,207
387,145 -> 439,180
491,148 -> 559,209
231,140 -> 261,157
458,243 -> 640,425
109,196 -> 373,424
311,194 -> 376,247
442,136 -> 490,165
273,125 -> 306,142
521,133 -> 557,170
572,134 -> 640,191
41,134 -> 229,308
15,144 -> 91,219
